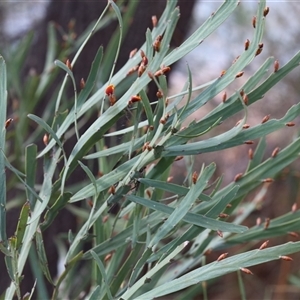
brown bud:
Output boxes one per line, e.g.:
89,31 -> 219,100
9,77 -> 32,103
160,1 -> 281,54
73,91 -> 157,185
226,204 -> 232,208
66,59 -> 72,70
102,215 -> 109,223
240,267 -> 253,275
138,64 -> 146,77
274,60 -> 279,72
262,178 -> 274,183
108,186 -> 116,195
152,15 -> 158,27
104,253 -> 112,262
175,156 -> 184,161
259,240 -> 269,250
220,70 -> 226,77
217,252 -> 228,261
248,148 -> 254,160
105,84 -> 115,96
288,232 -> 299,238
236,71 -> 244,78
80,78 -> 86,89
255,47 -> 263,56
217,230 -> 223,238
222,91 -> 227,103
154,66 -> 171,77
218,213 -> 229,218
271,147 -> 280,158
146,189 -> 152,198
280,255 -> 293,261
264,218 -> 270,229
130,95 -> 141,103
156,90 -> 163,98
43,133 -> 49,146
140,50 -> 146,58
243,124 -> 250,129
263,6 -> 270,17
192,171 -> 198,184
109,94 -> 116,106
153,35 -> 163,52
167,176 -> 173,182
243,94 -> 248,105
129,48 -> 137,59
5,118 -> 13,129
244,140 -> 254,145
234,173 -> 243,182
285,122 -> 295,127
261,115 -> 270,124
240,89 -> 245,97
245,39 -> 250,50
252,16 -> 256,28
127,65 -> 139,76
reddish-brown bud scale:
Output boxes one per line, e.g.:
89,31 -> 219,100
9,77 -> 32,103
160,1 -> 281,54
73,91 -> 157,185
104,253 -> 112,262
217,253 -> 228,261
288,232 -> 299,238
217,230 -> 223,238
222,91 -> 227,103
5,118 -> 13,129
220,70 -> 226,77
80,78 -> 86,89
129,48 -> 137,59
127,65 -> 139,76
156,90 -> 163,98
153,35 -> 163,52
243,94 -> 248,105
105,84 -> 115,96
245,39 -> 250,50
138,64 -> 146,77
256,217 -> 262,226
175,156 -> 184,161
248,148 -> 254,160
226,204 -> 232,208
244,140 -> 254,145
109,186 -> 116,195
263,6 -> 270,17
259,240 -> 269,250
261,115 -> 270,124
109,95 -> 116,106
285,122 -> 295,127
130,95 -> 142,103
43,134 -> 49,146
218,213 -> 229,218
140,50 -> 146,58
255,47 -> 263,56
272,147 -> 280,158
243,124 -> 250,129
146,189 -> 152,198
280,255 -> 293,261
167,176 -> 173,182
240,90 -> 245,97
66,59 -> 72,70
274,60 -> 279,72
262,178 -> 274,183
240,267 -> 253,275
234,173 -> 243,182
192,171 -> 198,184
236,71 -> 244,78
264,218 -> 270,229
152,15 -> 158,27
252,16 -> 256,28
102,215 -> 109,223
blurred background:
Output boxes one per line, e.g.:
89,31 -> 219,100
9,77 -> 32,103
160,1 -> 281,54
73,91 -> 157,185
1,1 -> 300,299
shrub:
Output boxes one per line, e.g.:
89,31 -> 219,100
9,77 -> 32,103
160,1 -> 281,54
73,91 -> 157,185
1,1 -> 300,299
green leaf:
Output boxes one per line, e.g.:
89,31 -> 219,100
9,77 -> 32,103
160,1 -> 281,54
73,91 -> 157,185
14,201 -> 30,251
0,56 -> 7,244
25,144 -> 37,208
137,242 -> 300,299
35,227 -> 54,285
